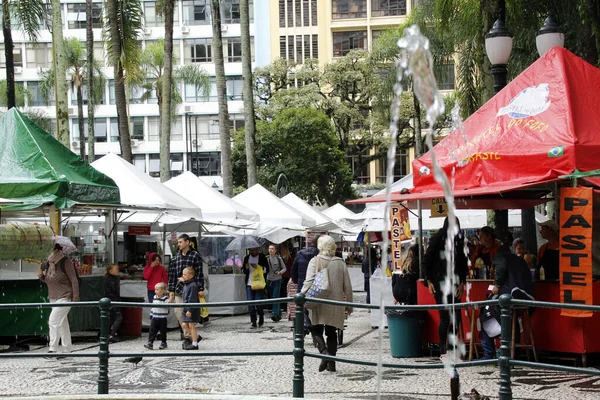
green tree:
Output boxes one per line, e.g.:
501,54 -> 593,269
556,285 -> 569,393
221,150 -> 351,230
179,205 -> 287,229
137,39 -> 209,181
0,81 -> 31,107
104,0 -> 143,163
39,37 -> 106,159
211,0 -> 233,196
233,108 -> 355,205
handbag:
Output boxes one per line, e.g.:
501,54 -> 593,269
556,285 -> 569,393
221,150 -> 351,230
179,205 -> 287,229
305,257 -> 330,310
250,265 -> 266,290
199,296 -> 209,319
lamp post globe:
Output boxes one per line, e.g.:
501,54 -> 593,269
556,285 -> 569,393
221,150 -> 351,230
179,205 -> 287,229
536,15 -> 565,57
485,18 -> 513,94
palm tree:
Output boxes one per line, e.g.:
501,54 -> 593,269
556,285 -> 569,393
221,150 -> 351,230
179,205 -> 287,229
137,40 -> 209,181
1,0 -> 44,109
86,0 -> 96,163
50,0 -> 70,146
211,0 -> 233,196
39,38 -> 106,160
104,0 -> 143,163
159,0 -> 175,182
240,0 -> 257,187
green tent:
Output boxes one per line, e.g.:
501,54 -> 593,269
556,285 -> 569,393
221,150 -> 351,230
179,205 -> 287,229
0,108 -> 120,210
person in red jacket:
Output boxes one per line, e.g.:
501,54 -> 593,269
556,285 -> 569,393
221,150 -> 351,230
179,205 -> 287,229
143,252 -> 168,302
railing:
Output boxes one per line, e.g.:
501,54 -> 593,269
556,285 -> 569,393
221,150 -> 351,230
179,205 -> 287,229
0,294 -> 599,400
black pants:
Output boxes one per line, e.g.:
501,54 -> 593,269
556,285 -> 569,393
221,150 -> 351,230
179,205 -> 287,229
311,324 -> 338,356
148,317 -> 167,343
110,308 -> 123,337
434,291 -> 461,354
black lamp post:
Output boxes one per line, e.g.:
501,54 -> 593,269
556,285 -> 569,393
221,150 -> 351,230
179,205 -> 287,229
485,6 -> 513,94
536,15 -> 565,56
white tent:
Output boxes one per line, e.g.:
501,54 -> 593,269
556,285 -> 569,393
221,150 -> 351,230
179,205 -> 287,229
322,203 -> 357,220
232,184 -> 316,243
165,172 -> 258,227
281,193 -> 339,231
91,154 -> 203,227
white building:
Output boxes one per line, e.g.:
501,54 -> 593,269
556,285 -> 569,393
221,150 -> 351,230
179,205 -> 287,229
0,0 -> 258,188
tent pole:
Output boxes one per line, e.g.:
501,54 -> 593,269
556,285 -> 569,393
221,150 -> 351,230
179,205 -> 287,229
417,200 -> 424,279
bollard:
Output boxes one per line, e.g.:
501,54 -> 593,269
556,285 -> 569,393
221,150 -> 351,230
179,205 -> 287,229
498,294 -> 513,400
98,297 -> 111,394
293,293 -> 306,398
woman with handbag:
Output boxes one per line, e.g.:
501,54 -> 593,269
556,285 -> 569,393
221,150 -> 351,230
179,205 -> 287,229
242,247 -> 270,328
301,235 -> 353,373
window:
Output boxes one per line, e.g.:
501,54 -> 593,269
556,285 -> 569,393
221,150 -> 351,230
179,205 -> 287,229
372,30 -> 384,47
170,153 -> 184,177
186,77 -> 216,102
25,43 -> 52,69
129,85 -> 144,104
226,76 -> 243,100
133,154 -> 146,173
303,35 -> 310,61
229,115 -> 245,132
279,36 -> 286,59
189,115 -> 217,140
143,1 -> 179,27
294,0 -> 301,26
287,35 -> 294,60
286,0 -> 293,27
94,42 -> 104,67
0,45 -> 23,67
332,0 -> 366,19
71,84 -> 105,105
149,154 -> 160,177
148,116 -> 160,141
185,38 -> 212,63
182,0 -> 210,25
130,117 -> 145,140
333,31 -> 366,57
221,0 -> 240,24
279,0 -> 285,27
371,0 -> 407,17
171,117 -> 183,141
310,0 -> 317,25
226,38 -> 242,62
108,80 -> 115,105
347,154 -> 369,184
110,118 -> 119,142
67,3 -> 102,29
435,57 -> 456,90
71,118 -> 107,143
378,151 -> 408,182
27,82 -> 47,106
191,151 -> 221,176
312,34 -> 318,59
303,0 -> 309,26
296,35 -> 302,63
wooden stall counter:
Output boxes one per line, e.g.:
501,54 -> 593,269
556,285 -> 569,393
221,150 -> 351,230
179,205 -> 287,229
417,280 -> 600,357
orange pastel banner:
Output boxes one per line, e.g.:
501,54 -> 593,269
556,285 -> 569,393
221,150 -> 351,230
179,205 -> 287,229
390,203 -> 411,270
559,187 -> 593,317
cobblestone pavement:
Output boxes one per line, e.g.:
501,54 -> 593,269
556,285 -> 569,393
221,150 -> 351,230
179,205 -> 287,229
1,294 -> 599,399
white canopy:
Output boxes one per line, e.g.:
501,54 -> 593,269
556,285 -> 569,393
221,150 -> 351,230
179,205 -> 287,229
232,184 -> 316,243
91,154 -> 203,227
281,193 -> 339,231
322,203 -> 357,220
165,172 -> 258,227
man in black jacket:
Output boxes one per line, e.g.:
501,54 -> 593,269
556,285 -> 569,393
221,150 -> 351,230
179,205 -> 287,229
422,216 -> 468,359
291,235 -> 319,293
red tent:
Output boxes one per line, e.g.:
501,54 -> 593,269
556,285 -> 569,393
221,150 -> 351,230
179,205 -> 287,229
412,46 -> 600,194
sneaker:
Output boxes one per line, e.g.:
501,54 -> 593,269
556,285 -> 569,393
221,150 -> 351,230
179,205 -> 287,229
202,320 -> 211,327
109,335 -> 120,343
183,342 -> 198,350
144,343 -> 153,350
251,322 -> 257,329
159,343 -> 167,350
271,316 -> 278,322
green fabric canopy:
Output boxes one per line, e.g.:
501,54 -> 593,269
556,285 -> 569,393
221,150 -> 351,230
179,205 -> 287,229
0,108 -> 120,210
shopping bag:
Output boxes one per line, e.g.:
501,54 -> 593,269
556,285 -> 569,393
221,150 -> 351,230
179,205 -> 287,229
250,265 -> 266,290
305,258 -> 330,310
199,296 -> 209,319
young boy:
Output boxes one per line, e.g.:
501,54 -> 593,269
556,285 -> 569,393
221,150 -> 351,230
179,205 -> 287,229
144,282 -> 169,350
179,267 -> 200,350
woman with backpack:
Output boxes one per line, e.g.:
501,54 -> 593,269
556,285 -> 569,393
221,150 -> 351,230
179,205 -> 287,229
37,243 -> 80,355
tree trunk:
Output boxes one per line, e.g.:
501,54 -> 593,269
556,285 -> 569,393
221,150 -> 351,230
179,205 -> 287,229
86,0 -> 95,163
77,80 -> 86,159
413,92 -> 423,157
107,0 -> 132,162
211,0 -> 232,196
51,0 -> 69,146
2,0 -> 15,109
160,0 -> 175,182
240,0 -> 257,186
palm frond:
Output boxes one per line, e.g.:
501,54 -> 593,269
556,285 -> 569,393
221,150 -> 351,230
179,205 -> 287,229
175,64 -> 210,97
13,0 -> 45,42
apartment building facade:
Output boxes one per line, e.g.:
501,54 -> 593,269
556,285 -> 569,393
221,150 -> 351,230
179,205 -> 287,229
0,0 -> 257,188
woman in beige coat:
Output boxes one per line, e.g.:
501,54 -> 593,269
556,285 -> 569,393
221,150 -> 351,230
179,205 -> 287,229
301,235 -> 353,372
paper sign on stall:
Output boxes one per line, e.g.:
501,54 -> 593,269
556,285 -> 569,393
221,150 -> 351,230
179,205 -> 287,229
559,187 -> 593,318
390,203 -> 411,270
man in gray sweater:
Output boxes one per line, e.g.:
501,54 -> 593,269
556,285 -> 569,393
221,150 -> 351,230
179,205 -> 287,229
266,244 -> 287,321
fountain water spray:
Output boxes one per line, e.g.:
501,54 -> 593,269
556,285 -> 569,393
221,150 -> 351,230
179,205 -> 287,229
378,25 -> 469,399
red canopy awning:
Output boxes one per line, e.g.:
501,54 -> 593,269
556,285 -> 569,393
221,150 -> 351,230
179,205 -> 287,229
411,47 -> 600,194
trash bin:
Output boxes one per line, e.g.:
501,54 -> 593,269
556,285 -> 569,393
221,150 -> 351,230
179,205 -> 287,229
386,309 -> 422,358
119,297 -> 144,337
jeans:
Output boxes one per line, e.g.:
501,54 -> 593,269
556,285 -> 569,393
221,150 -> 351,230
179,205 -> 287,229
434,291 -> 461,354
147,290 -> 155,303
48,298 -> 72,352
148,317 -> 167,344
267,279 -> 282,316
364,277 -> 371,304
481,329 -> 496,359
246,286 -> 264,323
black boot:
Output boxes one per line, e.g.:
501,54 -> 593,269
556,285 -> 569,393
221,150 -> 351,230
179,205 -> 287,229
326,361 -> 336,372
312,334 -> 328,372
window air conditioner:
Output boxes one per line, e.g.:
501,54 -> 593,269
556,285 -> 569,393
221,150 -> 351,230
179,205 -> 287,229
192,138 -> 201,147
181,25 -> 190,34
14,67 -> 23,74
72,141 -> 79,148
143,27 -> 152,36
184,105 -> 192,113
221,24 -> 228,32
131,139 -> 139,147
68,108 -> 75,115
